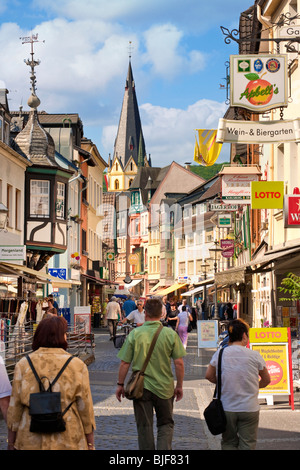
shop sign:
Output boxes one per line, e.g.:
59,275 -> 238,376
0,245 -> 26,261
230,54 -> 288,112
284,193 -> 300,228
222,173 -> 258,204
217,118 -> 300,144
251,181 -> 284,209
249,327 -> 293,408
217,213 -> 232,228
128,253 -> 139,265
279,24 -> 300,38
220,239 -> 235,258
210,203 -> 239,211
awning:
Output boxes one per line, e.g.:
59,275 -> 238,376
247,245 -> 300,272
0,262 -> 80,288
215,266 -> 246,285
150,281 -> 161,293
155,282 -> 188,296
123,279 -> 143,288
181,281 -> 214,296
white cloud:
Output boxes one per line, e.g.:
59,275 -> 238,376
142,24 -> 206,80
101,99 -> 228,167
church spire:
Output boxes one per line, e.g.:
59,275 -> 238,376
113,56 -> 148,169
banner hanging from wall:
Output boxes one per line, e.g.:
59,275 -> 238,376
230,54 -> 288,112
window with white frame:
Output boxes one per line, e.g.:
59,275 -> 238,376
56,182 -> 65,219
30,180 -> 50,218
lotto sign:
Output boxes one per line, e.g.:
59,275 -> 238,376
230,54 -> 288,112
251,181 -> 284,209
284,194 -> 300,227
249,328 -> 294,408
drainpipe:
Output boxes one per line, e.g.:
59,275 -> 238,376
257,4 -> 277,325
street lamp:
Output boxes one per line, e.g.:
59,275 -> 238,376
0,204 -> 8,231
209,240 -> 223,321
200,261 -> 210,320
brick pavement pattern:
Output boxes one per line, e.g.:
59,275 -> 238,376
0,328 -> 300,451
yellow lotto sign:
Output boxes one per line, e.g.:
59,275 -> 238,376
249,327 -> 288,343
251,181 -> 284,209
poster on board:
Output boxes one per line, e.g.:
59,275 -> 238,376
197,320 -> 219,351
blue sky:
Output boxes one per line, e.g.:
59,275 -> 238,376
0,0 -> 253,167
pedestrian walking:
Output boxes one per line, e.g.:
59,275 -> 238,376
42,297 -> 58,318
122,295 -> 136,317
205,318 -> 271,450
176,306 -> 193,349
7,316 -> 96,450
166,303 -> 178,330
106,296 -> 121,340
115,297 -> 186,450
120,299 -> 145,326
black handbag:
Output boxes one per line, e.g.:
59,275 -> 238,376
204,347 -> 227,435
26,355 -> 74,433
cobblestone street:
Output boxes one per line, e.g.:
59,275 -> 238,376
1,328 -> 300,452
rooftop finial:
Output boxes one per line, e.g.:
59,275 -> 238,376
128,41 -> 134,61
20,33 -> 45,109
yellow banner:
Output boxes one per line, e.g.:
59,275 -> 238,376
251,181 -> 284,209
249,327 -> 288,343
194,130 -> 222,166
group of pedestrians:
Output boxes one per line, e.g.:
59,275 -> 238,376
0,293 -> 271,451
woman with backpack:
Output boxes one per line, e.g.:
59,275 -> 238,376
7,316 -> 95,450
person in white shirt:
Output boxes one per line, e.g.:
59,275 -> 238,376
106,296 -> 122,340
205,319 -> 270,450
121,299 -> 145,326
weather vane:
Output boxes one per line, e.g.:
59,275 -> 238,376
20,33 -> 45,97
128,41 -> 134,60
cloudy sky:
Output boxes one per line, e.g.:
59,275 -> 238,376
0,0 -> 253,167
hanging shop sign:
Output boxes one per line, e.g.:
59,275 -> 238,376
249,327 -> 294,409
284,193 -> 300,228
217,213 -> 232,228
106,252 -> 115,261
217,118 -> 300,144
128,253 -> 139,265
251,181 -> 284,209
222,173 -> 259,204
279,24 -> 300,38
230,54 -> 288,112
210,203 -> 239,211
220,239 -> 235,258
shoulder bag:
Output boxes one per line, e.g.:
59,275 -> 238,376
26,354 -> 74,433
203,347 -> 227,435
124,324 -> 163,400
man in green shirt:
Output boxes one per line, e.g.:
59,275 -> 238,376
116,297 -> 186,450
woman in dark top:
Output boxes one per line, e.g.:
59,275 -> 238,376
167,304 -> 178,330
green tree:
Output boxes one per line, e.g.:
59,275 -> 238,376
278,273 -> 300,302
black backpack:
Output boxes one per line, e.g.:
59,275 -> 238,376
26,354 -> 74,434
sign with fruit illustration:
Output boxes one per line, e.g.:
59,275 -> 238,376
230,54 -> 288,112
